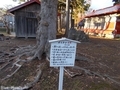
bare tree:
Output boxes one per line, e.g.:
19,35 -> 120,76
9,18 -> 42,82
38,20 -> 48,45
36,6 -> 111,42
0,5 -> 14,34
2,14 -> 11,34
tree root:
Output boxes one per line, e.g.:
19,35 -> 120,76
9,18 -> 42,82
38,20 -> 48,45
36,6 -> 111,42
73,66 -> 120,86
64,68 -> 83,78
24,63 -> 44,89
0,45 -> 41,81
1,63 -> 44,90
11,45 -> 43,62
104,74 -> 120,85
1,44 -> 120,89
13,45 -> 36,56
0,62 -> 10,71
39,55 -> 120,86
0,60 -> 5,64
75,55 -> 91,62
2,64 -> 22,81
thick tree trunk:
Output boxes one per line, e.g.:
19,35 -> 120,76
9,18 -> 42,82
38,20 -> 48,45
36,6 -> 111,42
35,0 -> 58,60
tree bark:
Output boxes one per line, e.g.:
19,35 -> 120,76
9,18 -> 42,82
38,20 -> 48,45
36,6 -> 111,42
35,0 -> 58,60
3,20 -> 11,34
65,0 -> 70,37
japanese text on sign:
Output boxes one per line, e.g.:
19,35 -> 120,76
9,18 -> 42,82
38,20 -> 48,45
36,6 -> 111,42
50,40 -> 76,67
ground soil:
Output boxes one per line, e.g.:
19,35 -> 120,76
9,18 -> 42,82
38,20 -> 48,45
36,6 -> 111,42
0,36 -> 120,90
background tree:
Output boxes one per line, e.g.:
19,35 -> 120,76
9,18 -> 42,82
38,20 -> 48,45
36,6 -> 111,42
59,0 -> 90,36
71,0 -> 90,24
13,0 -> 29,4
59,0 -> 90,22
0,5 -> 14,34
113,0 -> 120,5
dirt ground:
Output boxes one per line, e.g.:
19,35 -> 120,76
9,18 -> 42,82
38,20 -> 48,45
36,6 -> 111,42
0,36 -> 120,90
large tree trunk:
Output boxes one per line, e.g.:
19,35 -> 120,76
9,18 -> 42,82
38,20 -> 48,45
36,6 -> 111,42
35,0 -> 58,60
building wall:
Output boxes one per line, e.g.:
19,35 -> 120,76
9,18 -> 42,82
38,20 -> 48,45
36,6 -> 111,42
84,14 -> 117,38
0,21 -> 4,27
14,3 -> 40,37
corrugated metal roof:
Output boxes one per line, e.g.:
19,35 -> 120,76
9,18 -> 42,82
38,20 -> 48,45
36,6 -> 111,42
8,0 -> 40,13
86,4 -> 120,17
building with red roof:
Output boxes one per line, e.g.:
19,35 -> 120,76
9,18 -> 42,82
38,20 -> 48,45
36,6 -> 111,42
83,4 -> 120,38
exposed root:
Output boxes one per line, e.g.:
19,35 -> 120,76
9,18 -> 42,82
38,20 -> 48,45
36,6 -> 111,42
0,62 -> 10,71
104,74 -> 120,86
14,46 -> 35,56
73,66 -> 120,86
12,45 -> 45,62
98,62 -> 110,69
24,63 -> 44,89
2,64 -> 22,80
0,44 -> 45,81
1,56 -> 25,80
41,55 -> 120,86
75,55 -> 91,62
0,60 -> 5,64
0,57 -> 16,70
64,68 -> 83,78
0,44 -> 120,89
26,55 -> 37,62
0,46 -> 36,81
1,63 -> 45,90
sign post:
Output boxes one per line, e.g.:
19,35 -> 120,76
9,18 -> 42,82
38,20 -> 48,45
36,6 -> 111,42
58,66 -> 64,90
49,38 -> 80,90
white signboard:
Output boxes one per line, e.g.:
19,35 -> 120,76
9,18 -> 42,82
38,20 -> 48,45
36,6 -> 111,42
49,38 -> 80,90
50,38 -> 79,67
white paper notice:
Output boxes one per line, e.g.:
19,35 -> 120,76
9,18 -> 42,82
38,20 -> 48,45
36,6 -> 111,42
50,40 -> 76,67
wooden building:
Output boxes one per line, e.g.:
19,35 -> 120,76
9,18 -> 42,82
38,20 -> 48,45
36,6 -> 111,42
83,4 -> 120,38
8,0 -> 40,38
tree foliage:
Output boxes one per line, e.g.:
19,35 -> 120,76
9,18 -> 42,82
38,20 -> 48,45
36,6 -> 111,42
14,0 -> 90,15
59,0 -> 90,13
70,0 -> 90,21
13,0 -> 29,4
59,0 -> 90,26
112,0 -> 120,5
